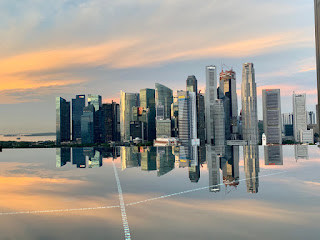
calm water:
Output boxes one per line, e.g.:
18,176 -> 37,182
0,145 -> 319,240
0,134 -> 56,142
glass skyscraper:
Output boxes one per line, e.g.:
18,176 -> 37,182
120,91 -> 140,141
186,75 -> 198,93
140,88 -> 156,141
155,83 -> 173,120
102,101 -> 120,142
241,63 -> 258,144
56,97 -> 70,144
81,104 -> 95,144
72,95 -> 85,141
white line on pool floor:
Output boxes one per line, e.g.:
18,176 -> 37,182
0,170 -> 287,217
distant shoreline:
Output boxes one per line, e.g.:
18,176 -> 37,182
2,132 -> 56,137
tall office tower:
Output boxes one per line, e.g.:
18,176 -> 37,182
197,94 -> 206,145
88,94 -> 102,111
186,75 -> 198,93
102,101 -> 120,142
171,96 -> 179,137
177,91 -> 198,146
72,95 -> 85,142
243,145 -> 259,193
205,65 -> 218,145
156,104 -> 165,120
295,145 -> 309,160
314,0 -> 320,132
140,88 -> 156,141
56,148 -> 71,168
155,83 -> 173,120
307,111 -> 316,125
81,104 -> 95,144
56,97 -> 70,144
262,89 -> 282,144
241,63 -> 259,144
213,99 -> 225,146
220,69 -> 238,140
293,93 -> 307,142
88,94 -> 103,143
206,145 -> 221,192
120,91 -> 139,141
264,145 -> 283,165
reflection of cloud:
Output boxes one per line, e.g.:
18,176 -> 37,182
304,181 -> 320,187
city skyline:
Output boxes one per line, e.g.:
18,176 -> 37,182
0,0 -> 318,134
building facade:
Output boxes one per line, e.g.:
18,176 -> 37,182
72,95 -> 85,142
81,104 -> 95,144
155,83 -> 173,120
140,88 -> 156,142
186,75 -> 198,93
177,91 -> 198,146
120,91 -> 140,141
220,69 -> 238,140
205,65 -> 218,145
56,97 -> 71,144
241,63 -> 259,144
293,93 -> 307,142
262,89 -> 282,144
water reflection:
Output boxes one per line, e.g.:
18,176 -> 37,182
55,144 -> 313,194
295,145 -> 309,160
244,145 -> 259,193
56,147 -> 119,168
264,145 -> 283,165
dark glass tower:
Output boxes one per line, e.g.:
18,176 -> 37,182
56,97 -> 70,144
72,95 -> 85,141
81,104 -> 95,144
102,101 -> 120,142
140,88 -> 156,142
88,94 -> 104,143
186,75 -> 198,94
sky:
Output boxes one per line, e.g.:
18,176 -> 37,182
0,0 -> 317,134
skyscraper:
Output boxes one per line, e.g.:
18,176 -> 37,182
155,83 -> 173,120
177,91 -> 198,146
72,95 -> 85,142
120,91 -> 140,141
56,97 -> 70,144
186,75 -> 198,93
219,69 -> 238,140
213,99 -> 225,146
241,63 -> 259,144
262,89 -> 282,144
140,88 -> 156,141
88,94 -> 103,143
307,111 -> 316,125
314,0 -> 320,132
205,65 -> 217,145
81,104 -> 95,144
102,101 -> 120,142
293,93 -> 307,142
88,94 -> 102,111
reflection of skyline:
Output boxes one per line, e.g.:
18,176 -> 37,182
56,147 -> 119,168
221,146 -> 239,187
207,145 -> 221,192
295,145 -> 309,160
244,145 -> 260,194
264,145 -> 283,165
